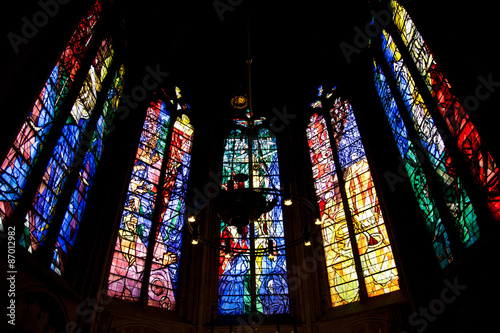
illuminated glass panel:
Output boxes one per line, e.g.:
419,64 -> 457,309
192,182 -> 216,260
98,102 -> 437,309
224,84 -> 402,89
0,0 -> 102,231
330,98 -> 399,298
148,115 -> 194,309
20,39 -> 114,253
218,124 -> 289,315
373,62 -> 452,268
307,112 -> 359,306
307,93 -> 399,306
107,98 -> 192,310
108,100 -> 171,302
219,128 -> 251,314
390,0 -> 500,220
222,129 -> 249,189
51,65 -> 125,275
381,30 -> 479,247
253,128 -> 288,314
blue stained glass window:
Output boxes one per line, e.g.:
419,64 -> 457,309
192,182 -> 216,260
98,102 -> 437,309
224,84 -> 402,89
218,123 -> 289,316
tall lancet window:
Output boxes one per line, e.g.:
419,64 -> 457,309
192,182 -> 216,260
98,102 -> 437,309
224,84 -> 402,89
22,37 -> 116,254
107,91 -> 194,310
51,65 -> 125,275
373,65 -> 453,268
389,0 -> 500,221
306,86 -> 399,307
373,1 -> 482,268
218,110 -> 289,315
0,0 -> 103,231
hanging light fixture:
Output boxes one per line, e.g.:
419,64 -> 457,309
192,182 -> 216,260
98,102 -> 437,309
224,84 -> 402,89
191,224 -> 199,245
185,104 -> 322,254
184,4 -> 321,258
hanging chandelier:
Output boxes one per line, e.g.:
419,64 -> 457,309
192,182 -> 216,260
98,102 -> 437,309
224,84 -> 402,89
184,9 -> 321,257
185,91 -> 322,255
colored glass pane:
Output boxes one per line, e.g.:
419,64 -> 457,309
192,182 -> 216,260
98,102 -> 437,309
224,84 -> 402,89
108,100 -> 171,302
148,115 -> 194,309
253,128 -> 288,314
373,61 -> 452,268
390,0 -> 500,220
381,30 -> 479,247
218,124 -> 289,315
21,39 -> 114,253
307,89 -> 399,306
307,113 -> 359,306
330,99 -> 399,298
0,0 -> 102,231
108,98 -> 192,310
51,65 -> 125,275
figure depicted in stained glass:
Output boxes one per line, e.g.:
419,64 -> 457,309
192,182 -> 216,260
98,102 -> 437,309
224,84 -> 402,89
108,213 -> 149,300
148,114 -> 194,309
108,97 -> 193,310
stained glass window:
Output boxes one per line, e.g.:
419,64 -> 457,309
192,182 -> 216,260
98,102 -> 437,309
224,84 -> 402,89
380,29 -> 479,247
374,25 -> 480,261
218,117 -> 289,315
373,62 -> 453,268
21,38 -> 115,253
51,64 -> 125,275
107,96 -> 194,310
307,87 -> 399,307
0,0 -> 102,232
389,0 -> 500,221
0,0 -> 127,275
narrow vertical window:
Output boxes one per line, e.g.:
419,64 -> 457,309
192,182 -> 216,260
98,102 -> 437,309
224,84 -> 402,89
218,114 -> 289,315
306,87 -> 399,307
374,63 -> 453,268
377,28 -> 479,249
51,64 -> 125,275
148,114 -> 193,308
108,95 -> 194,310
